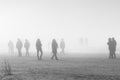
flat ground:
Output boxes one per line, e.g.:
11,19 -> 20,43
0,54 -> 120,80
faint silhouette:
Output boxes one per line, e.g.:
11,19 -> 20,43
8,40 -> 14,55
107,38 -> 112,59
111,37 -> 117,59
36,39 -> 43,60
107,37 -> 117,59
51,39 -> 58,60
16,38 -> 23,57
60,38 -> 65,54
24,39 -> 30,56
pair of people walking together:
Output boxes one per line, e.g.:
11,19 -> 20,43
36,38 -> 59,60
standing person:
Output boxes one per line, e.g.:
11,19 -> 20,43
60,38 -> 65,54
16,38 -> 23,57
107,38 -> 112,59
8,40 -> 14,55
111,37 -> 117,59
36,39 -> 43,60
24,39 -> 30,56
51,39 -> 58,60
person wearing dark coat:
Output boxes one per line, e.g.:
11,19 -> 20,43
36,39 -> 43,60
107,37 -> 117,59
16,38 -> 23,57
107,38 -> 112,59
51,39 -> 58,60
24,39 -> 30,56
111,37 -> 117,59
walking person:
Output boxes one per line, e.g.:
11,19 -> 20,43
16,38 -> 23,57
51,39 -> 58,60
24,39 -> 30,56
36,39 -> 43,60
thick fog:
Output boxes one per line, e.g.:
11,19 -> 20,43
0,0 -> 120,55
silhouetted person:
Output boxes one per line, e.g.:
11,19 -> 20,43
51,39 -> 58,60
16,38 -> 23,57
8,40 -> 14,55
36,39 -> 43,60
60,39 -> 65,54
107,37 -> 117,59
24,39 -> 30,56
111,37 -> 117,59
107,38 -> 112,59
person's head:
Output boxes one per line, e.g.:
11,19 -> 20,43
112,37 -> 115,41
25,39 -> 28,42
37,39 -> 41,43
108,38 -> 111,41
37,38 -> 40,42
17,38 -> 20,41
52,38 -> 56,42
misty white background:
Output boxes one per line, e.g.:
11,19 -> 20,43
0,0 -> 120,55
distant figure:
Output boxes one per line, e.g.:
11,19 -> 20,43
51,39 -> 58,60
107,37 -> 117,59
16,38 -> 23,57
24,39 -> 30,56
60,39 -> 65,54
107,38 -> 112,59
8,40 -> 14,55
111,37 -> 117,59
36,39 -> 43,60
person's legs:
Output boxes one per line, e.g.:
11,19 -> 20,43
51,49 -> 55,59
113,50 -> 116,59
55,53 -> 58,60
18,49 -> 21,57
12,47 -> 14,54
51,54 -> 55,60
111,49 -> 115,59
37,49 -> 40,60
20,49 -> 22,57
54,49 -> 58,60
109,50 -> 112,59
27,48 -> 29,56
40,49 -> 43,60
62,48 -> 65,54
26,48 -> 29,56
111,54 -> 113,59
26,49 -> 27,56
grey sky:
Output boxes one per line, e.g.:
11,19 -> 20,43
0,0 -> 120,53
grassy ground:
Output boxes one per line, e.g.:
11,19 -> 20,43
0,54 -> 120,80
